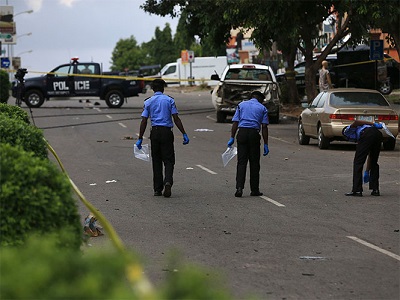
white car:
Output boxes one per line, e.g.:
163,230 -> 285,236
210,64 -> 281,123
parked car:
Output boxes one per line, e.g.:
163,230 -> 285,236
298,88 -> 399,150
211,63 -> 281,123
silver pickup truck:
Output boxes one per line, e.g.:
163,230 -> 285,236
210,63 -> 281,123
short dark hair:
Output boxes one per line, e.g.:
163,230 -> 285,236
152,79 -> 166,92
251,91 -> 265,101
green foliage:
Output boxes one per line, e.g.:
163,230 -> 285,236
0,143 -> 82,249
110,36 -> 146,71
0,102 -> 30,124
0,114 -> 47,158
0,69 -> 10,103
0,233 -> 135,299
159,253 -> 232,299
141,24 -> 179,67
0,234 -> 234,299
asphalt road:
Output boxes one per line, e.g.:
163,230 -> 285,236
17,91 -> 400,299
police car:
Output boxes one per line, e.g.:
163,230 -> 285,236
13,57 -> 145,108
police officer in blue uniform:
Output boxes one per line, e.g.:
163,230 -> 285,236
136,79 -> 189,197
342,120 -> 383,197
227,91 -> 270,197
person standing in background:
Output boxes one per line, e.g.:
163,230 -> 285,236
135,79 -> 189,198
319,60 -> 332,92
227,91 -> 270,197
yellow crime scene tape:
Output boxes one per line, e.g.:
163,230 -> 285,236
5,68 -> 209,84
45,140 -> 155,298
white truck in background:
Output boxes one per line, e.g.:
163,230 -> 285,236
160,56 -> 228,86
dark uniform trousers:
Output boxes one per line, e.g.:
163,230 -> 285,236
352,127 -> 382,193
236,128 -> 261,191
150,126 -> 175,192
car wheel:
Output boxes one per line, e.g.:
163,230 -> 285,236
318,126 -> 330,149
216,111 -> 226,123
105,90 -> 124,108
24,89 -> 44,108
379,81 -> 392,95
383,138 -> 396,151
298,121 -> 310,145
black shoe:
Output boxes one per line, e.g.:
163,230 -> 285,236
371,190 -> 380,196
235,188 -> 243,197
250,191 -> 263,196
154,191 -> 162,196
163,183 -> 172,198
345,191 -> 363,197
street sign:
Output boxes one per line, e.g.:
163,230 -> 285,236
1,57 -> 10,68
188,50 -> 195,63
0,33 -> 12,39
370,40 -> 384,60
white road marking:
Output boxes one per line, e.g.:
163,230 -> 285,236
347,236 -> 400,261
260,195 -> 286,207
270,136 -> 292,144
196,164 -> 217,175
106,115 -> 112,119
206,115 -> 216,122
94,108 -> 101,112
118,122 -> 127,128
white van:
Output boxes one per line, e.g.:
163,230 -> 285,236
160,56 -> 228,86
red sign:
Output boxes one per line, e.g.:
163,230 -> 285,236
181,50 -> 188,64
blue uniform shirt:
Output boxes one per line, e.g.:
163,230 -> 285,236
343,124 -> 372,142
141,92 -> 178,127
232,98 -> 269,130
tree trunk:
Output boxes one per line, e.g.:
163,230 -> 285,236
304,39 -> 318,103
284,48 -> 300,104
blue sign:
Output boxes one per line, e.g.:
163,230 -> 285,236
1,57 -> 10,68
370,40 -> 384,60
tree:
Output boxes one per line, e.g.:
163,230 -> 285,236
141,23 -> 178,67
141,0 -> 399,102
110,36 -> 145,71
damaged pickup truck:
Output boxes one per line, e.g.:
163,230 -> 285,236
211,64 -> 281,123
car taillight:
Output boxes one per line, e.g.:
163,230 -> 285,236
329,114 -> 356,120
377,115 -> 398,121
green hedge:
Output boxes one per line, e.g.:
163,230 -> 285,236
0,103 -> 30,124
0,233 -> 136,299
0,114 -> 47,159
0,234 -> 232,299
0,69 -> 10,103
0,143 -> 82,249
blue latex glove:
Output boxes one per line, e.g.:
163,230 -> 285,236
373,123 -> 383,129
363,170 -> 370,184
183,133 -> 189,145
227,137 -> 235,147
135,138 -> 142,150
263,144 -> 269,156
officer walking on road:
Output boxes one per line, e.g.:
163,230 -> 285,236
227,91 -> 269,197
136,79 -> 189,197
342,120 -> 383,197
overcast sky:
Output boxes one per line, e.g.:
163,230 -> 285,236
4,0 -> 179,76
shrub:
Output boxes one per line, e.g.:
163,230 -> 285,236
0,234 -> 233,299
0,114 -> 47,159
0,69 -> 10,103
0,143 -> 82,249
0,233 -> 136,299
0,102 -> 30,124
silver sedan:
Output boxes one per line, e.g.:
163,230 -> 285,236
298,88 -> 399,150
